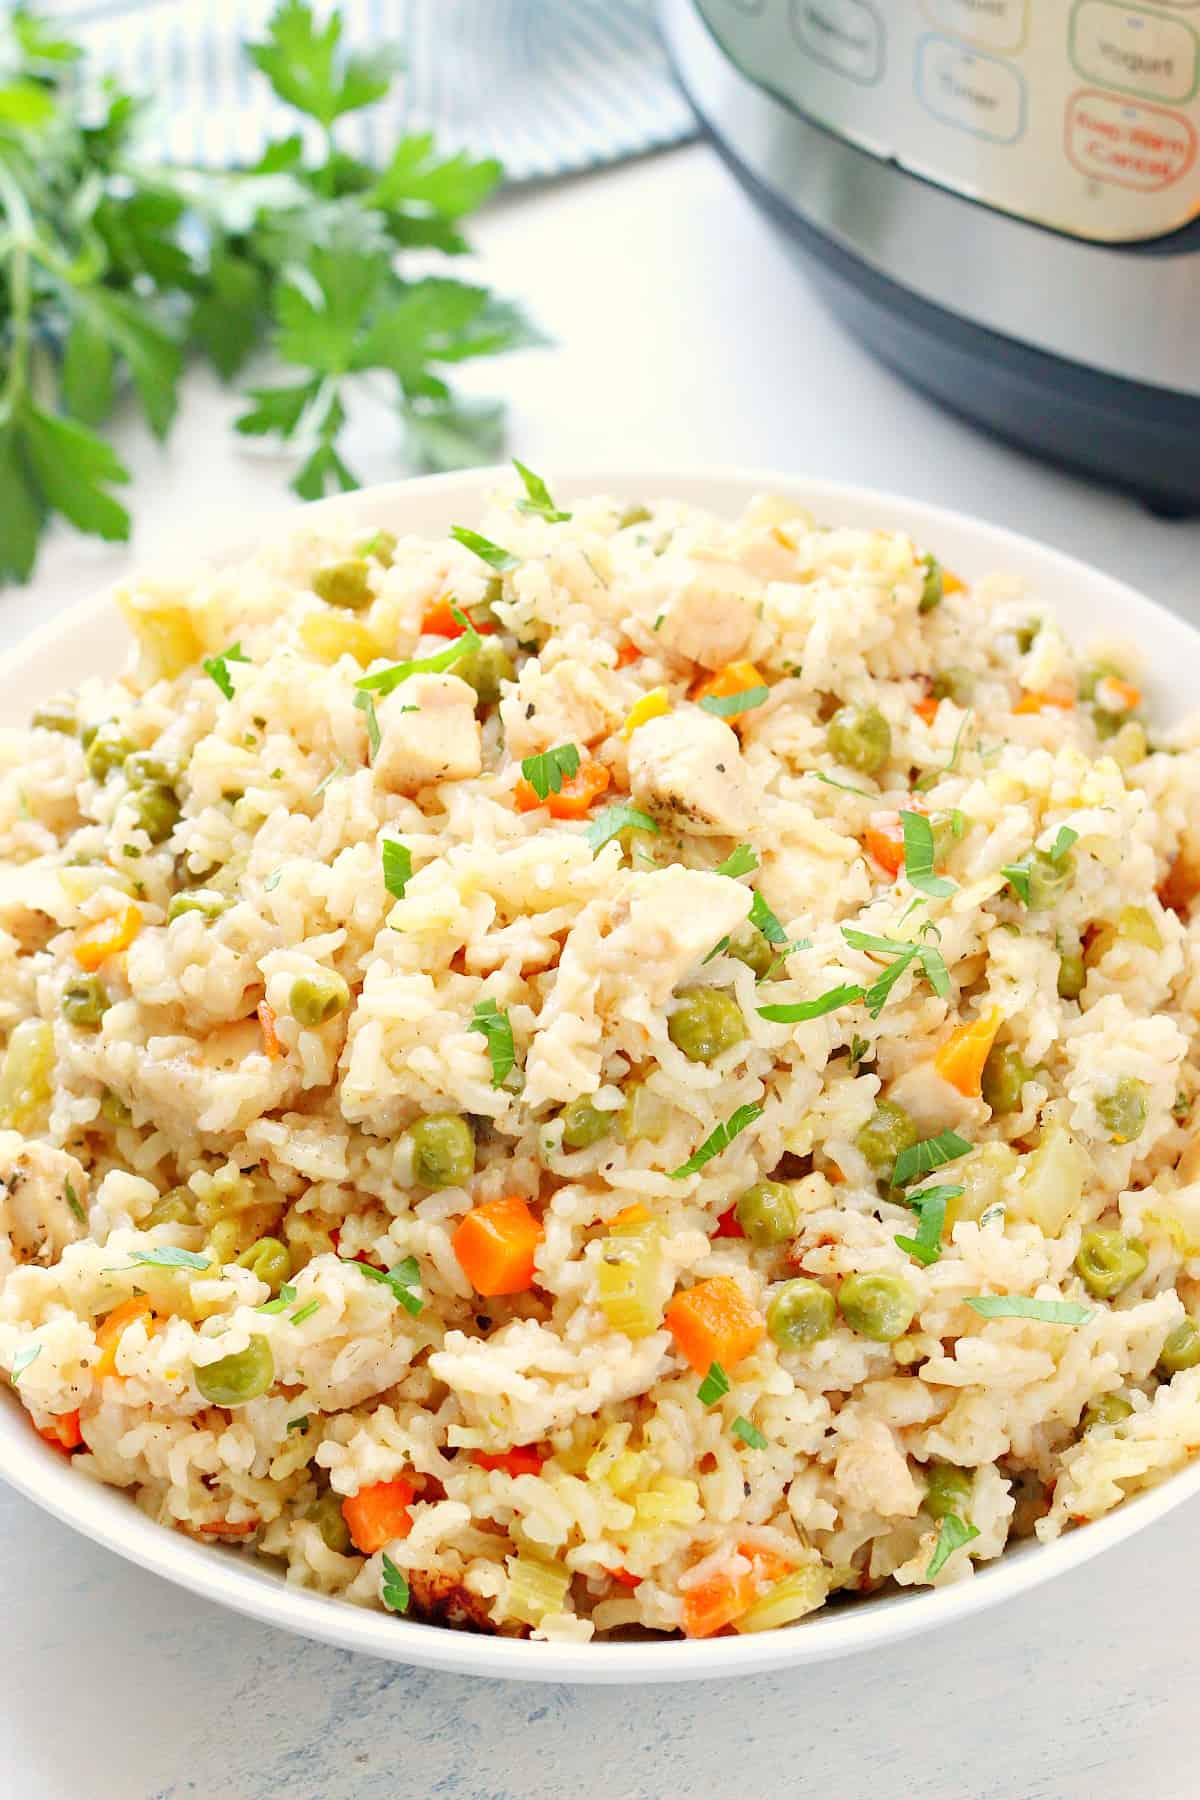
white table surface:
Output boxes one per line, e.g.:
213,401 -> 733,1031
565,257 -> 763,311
5,141 -> 1200,1800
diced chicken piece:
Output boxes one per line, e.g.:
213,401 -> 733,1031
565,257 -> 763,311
609,867 -> 752,1006
373,673 -> 481,795
0,1135 -> 89,1268
652,559 -> 761,670
500,658 -> 625,760
833,1417 -> 922,1519
627,709 -> 755,837
887,1061 -> 985,1137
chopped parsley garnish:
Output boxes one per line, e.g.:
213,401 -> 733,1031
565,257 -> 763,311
892,1129 -> 972,1188
1049,826 -> 1078,863
381,1551 -> 411,1613
471,999 -> 516,1088
451,525 -> 518,572
11,1343 -> 40,1382
915,707 -> 973,795
264,867 -> 284,892
900,811 -> 956,899
117,1246 -> 212,1272
290,1299 -> 322,1326
382,839 -> 413,899
895,1184 -> 963,1266
698,1360 -> 730,1406
731,1415 -> 767,1450
716,844 -> 758,879
810,770 -> 876,799
747,889 -> 787,947
758,983 -> 864,1024
351,1256 -> 424,1318
520,742 -> 581,801
1000,858 -> 1033,905
258,1283 -> 298,1315
926,1512 -> 979,1580
698,686 -> 769,720
585,803 -> 657,854
313,757 -> 347,798
287,1415 -> 309,1433
847,1034 -> 871,1072
202,641 -> 250,701
355,612 -> 479,695
964,1295 -> 1093,1325
669,1103 -> 763,1179
65,1176 -> 85,1224
840,926 -> 950,1018
512,460 -> 571,524
354,688 -> 381,760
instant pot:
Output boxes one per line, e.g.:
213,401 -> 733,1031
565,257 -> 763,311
661,0 -> 1200,511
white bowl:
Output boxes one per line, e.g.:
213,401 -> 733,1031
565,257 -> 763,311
3,466 -> 1198,1684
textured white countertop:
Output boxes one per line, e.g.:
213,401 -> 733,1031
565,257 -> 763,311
4,142 -> 1199,1800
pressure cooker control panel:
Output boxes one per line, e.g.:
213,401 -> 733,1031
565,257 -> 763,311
694,0 -> 1200,241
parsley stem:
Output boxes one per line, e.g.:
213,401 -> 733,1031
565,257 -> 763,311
0,164 -> 34,419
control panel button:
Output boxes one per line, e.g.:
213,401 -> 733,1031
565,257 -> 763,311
920,0 -> 1029,54
1069,1 -> 1199,104
1065,87 -> 1197,186
789,0 -> 885,84
915,35 -> 1027,141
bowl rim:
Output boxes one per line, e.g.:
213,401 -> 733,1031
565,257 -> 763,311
3,461 -> 1198,1684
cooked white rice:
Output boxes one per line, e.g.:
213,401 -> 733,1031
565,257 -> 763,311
3,480 -> 1200,1643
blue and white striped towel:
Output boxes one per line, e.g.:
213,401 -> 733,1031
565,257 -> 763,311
55,0 -> 697,182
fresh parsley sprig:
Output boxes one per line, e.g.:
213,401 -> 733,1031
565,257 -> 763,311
346,1255 -> 424,1317
895,1183 -> 963,1266
520,743 -> 580,801
892,1129 -> 972,1188
470,999 -> 516,1088
964,1295 -> 1093,1325
513,460 -> 570,524
926,1512 -> 979,1580
381,1551 -> 411,1613
668,1103 -> 763,1179
840,926 -> 951,1019
382,839 -> 413,898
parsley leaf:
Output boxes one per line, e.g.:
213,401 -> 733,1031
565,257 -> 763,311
350,1257 -> 424,1318
313,757 -> 347,798
451,525 -> 518,572
810,770 -> 876,799
731,1415 -> 767,1450
382,839 -> 413,899
964,1295 -> 1093,1325
287,1415 -> 310,1433
354,689 -> 381,760
118,1246 -> 212,1272
10,1343 -> 40,1382
1049,826 -> 1078,863
355,616 -> 480,695
758,983 -> 864,1024
716,844 -> 759,879
289,1299 -> 322,1326
203,642 -> 250,702
900,811 -> 956,899
470,999 -> 516,1088
65,1176 -> 85,1224
513,460 -> 571,523
926,1513 -> 979,1581
248,0 -> 402,128
669,1103 -> 763,1179
892,1130 -> 972,1188
895,1183 -> 962,1266
914,708 -> 973,795
747,890 -> 788,947
520,743 -> 581,801
698,1361 -> 730,1406
585,804 -> 657,854
381,1551 -> 411,1613
257,1283 -> 298,1315
841,926 -> 950,1018
699,686 -> 769,720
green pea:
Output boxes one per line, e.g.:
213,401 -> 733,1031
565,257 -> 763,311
32,697 -> 78,736
838,1270 -> 917,1342
124,751 -> 174,788
855,1101 -> 919,1176
406,1113 -> 475,1188
618,503 -> 653,530
458,637 -> 515,706
1081,1392 -> 1133,1432
931,668 -> 975,706
918,555 -> 944,613
61,976 -> 110,1029
85,725 -> 135,782
923,1460 -> 973,1520
145,1187 -> 195,1228
981,1045 -> 1033,1116
308,1490 -> 352,1554
235,1236 -> 292,1296
132,782 -> 181,844
313,559 -> 373,610
726,921 -> 774,978
288,972 -> 351,1028
1057,937 -> 1085,1001
167,889 -> 229,923
99,1089 -> 132,1127
1075,1226 -> 1148,1298
559,1097 -> 612,1150
194,1335 -> 274,1406
826,704 -> 891,776
735,1181 -> 800,1246
359,529 -> 397,567
767,1279 -> 835,1350
1157,1317 -> 1200,1376
1095,1077 -> 1148,1144
667,988 -> 747,1063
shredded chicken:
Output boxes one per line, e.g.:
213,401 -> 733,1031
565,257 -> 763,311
374,673 -> 481,794
627,708 -> 756,837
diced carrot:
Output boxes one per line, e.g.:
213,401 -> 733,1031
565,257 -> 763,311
341,1477 -> 416,1554
714,1205 -> 745,1239
1014,689 -> 1074,715
36,1409 -> 83,1453
421,597 -> 495,638
94,1295 -> 156,1379
664,1276 -> 764,1375
197,1519 -> 260,1537
943,569 -> 967,596
472,1446 -> 546,1478
682,1566 -> 759,1639
257,1000 -> 283,1059
934,1006 -> 1003,1098
609,1203 -> 651,1230
740,1544 -> 796,1585
690,661 -> 766,712
515,758 -> 610,820
615,642 -> 642,669
606,1566 -> 642,1588
863,812 -> 905,878
74,902 -> 142,971
914,696 -> 939,727
1094,675 -> 1141,714
453,1194 -> 544,1296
